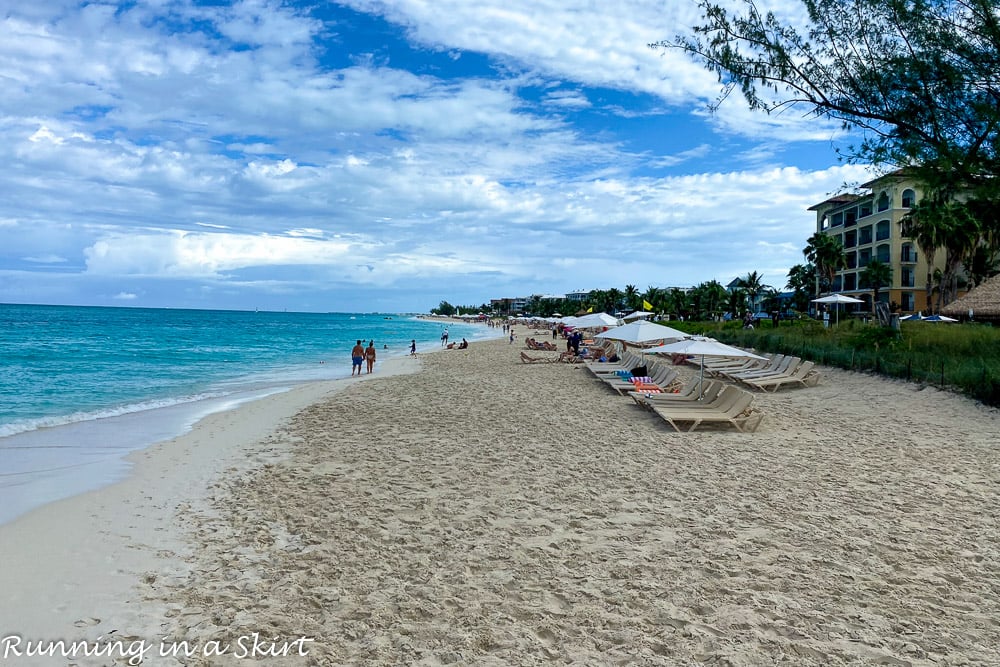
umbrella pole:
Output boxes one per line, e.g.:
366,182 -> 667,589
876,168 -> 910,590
699,354 -> 705,399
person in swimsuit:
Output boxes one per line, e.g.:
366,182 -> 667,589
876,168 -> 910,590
351,339 -> 365,376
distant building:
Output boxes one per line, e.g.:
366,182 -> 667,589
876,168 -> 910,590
808,171 -> 953,313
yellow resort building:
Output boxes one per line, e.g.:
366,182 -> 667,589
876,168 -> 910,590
808,171 -> 950,314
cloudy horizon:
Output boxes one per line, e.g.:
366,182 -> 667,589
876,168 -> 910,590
1,0 -> 874,313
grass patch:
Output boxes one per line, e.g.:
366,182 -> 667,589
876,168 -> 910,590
661,317 -> 1000,407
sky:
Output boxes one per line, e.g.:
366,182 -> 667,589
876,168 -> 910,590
0,0 -> 876,313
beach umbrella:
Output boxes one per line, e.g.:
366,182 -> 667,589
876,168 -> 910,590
595,321 -> 688,364
811,293 -> 864,325
921,314 -> 958,322
622,310 -> 654,321
899,313 -> 922,321
595,321 -> 687,345
567,312 -> 622,329
645,336 -> 766,398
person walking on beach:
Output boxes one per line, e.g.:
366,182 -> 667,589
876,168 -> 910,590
365,341 -> 376,374
410,339 -> 417,356
351,340 -> 365,376
441,328 -> 449,346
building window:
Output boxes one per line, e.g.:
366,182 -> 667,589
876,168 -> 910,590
901,189 -> 916,208
859,202 -> 873,218
859,225 -> 873,245
859,248 -> 871,267
876,219 -> 891,241
901,243 -> 916,263
832,275 -> 842,291
902,292 -> 914,310
901,268 -> 915,287
832,211 -> 844,226
846,251 -> 857,269
877,192 -> 890,211
876,243 -> 891,263
845,230 -> 857,248
843,273 -> 857,290
845,209 -> 857,227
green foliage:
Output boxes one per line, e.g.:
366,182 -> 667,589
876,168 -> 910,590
680,317 -> 1000,407
432,300 -> 456,316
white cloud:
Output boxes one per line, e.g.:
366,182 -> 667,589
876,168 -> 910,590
0,1 -> 872,311
22,254 -> 67,264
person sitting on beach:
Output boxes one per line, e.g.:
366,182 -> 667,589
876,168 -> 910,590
458,338 -> 468,349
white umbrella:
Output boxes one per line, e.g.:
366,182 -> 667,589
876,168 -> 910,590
921,314 -> 958,322
595,320 -> 687,345
622,310 -> 654,321
595,321 -> 688,365
566,312 -> 622,329
645,336 -> 766,398
811,293 -> 864,325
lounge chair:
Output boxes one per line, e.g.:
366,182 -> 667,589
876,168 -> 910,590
628,379 -> 725,410
602,367 -> 680,395
651,388 -> 764,433
520,351 -> 557,364
724,356 -> 799,381
741,361 -> 821,391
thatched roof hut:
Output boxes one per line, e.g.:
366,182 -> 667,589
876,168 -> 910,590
941,274 -> 1000,322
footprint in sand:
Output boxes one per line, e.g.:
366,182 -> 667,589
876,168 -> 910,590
73,617 -> 101,627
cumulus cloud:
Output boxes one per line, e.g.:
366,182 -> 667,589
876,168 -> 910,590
0,1 -> 871,310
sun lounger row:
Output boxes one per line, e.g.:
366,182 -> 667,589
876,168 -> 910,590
699,353 -> 821,392
649,384 -> 763,432
598,366 -> 680,395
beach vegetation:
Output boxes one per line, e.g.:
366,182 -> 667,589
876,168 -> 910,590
804,233 -> 846,294
669,316 -> 1000,407
859,259 -> 893,307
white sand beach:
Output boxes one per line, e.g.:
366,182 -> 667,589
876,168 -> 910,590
2,331 -> 999,665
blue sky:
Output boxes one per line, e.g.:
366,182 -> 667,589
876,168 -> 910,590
0,0 -> 873,313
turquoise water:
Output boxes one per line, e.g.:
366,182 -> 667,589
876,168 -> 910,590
0,304 -> 494,524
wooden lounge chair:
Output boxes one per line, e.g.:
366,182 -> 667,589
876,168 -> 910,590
602,367 -> 679,395
741,361 -> 821,392
651,388 -> 764,433
520,351 -> 557,364
725,356 -> 799,381
628,379 -> 725,410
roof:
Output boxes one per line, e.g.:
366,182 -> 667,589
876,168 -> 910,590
941,274 -> 1000,320
807,194 -> 861,211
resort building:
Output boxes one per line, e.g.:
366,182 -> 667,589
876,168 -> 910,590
808,171 -> 951,313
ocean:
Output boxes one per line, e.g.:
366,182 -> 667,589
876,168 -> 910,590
0,304 -> 496,525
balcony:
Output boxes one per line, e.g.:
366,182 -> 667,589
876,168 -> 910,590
900,250 -> 917,263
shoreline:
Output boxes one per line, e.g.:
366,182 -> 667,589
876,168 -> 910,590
3,329 -> 999,664
0,353 -> 423,662
0,318 -> 498,528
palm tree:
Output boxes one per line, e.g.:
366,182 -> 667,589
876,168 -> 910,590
901,200 -> 948,311
624,284 -> 639,311
606,287 -> 624,314
692,280 -> 728,320
804,232 -> 847,293
666,288 -> 688,319
737,271 -> 770,313
643,286 -> 664,312
727,288 -> 748,317
859,260 -> 893,310
786,263 -> 815,311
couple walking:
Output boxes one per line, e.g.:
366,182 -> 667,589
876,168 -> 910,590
351,340 -> 377,375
